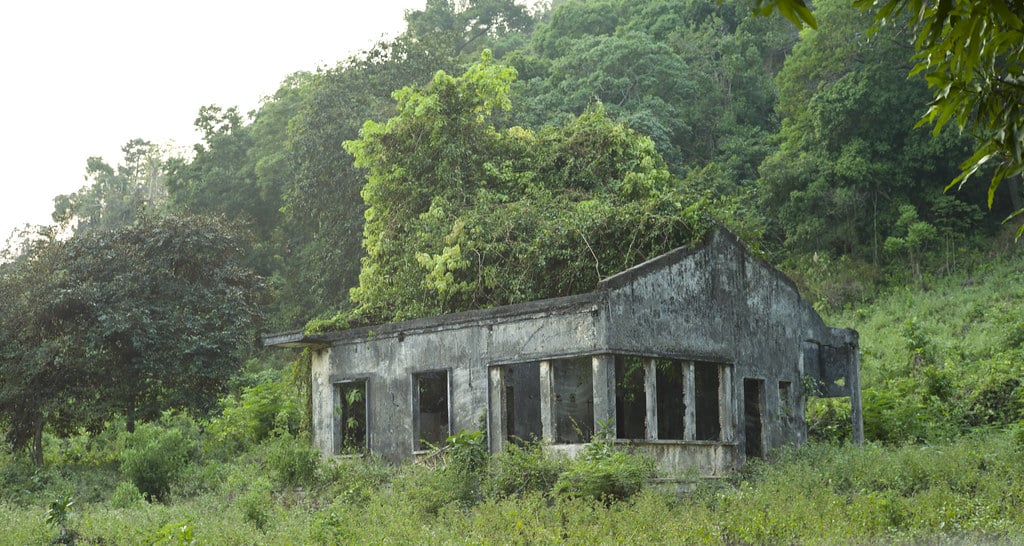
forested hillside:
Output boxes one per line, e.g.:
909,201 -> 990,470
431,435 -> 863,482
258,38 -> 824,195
2,0 -> 1024,542
6,0 -> 1007,331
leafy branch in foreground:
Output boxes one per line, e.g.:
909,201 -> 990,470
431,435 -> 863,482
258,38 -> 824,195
757,0 -> 1024,229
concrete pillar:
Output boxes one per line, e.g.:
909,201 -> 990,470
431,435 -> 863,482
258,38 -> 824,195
683,361 -> 695,441
720,365 -> 734,442
850,348 -> 865,445
644,359 -> 658,441
591,354 -> 616,437
539,360 -> 555,442
488,366 -> 507,454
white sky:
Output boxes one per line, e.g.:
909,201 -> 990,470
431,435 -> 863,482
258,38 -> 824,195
0,1 -> 435,244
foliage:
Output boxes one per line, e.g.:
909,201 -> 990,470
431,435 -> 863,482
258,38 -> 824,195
204,368 -> 302,459
482,441 -> 565,499
759,0 -> 1024,228
759,0 -> 983,266
118,415 -> 199,502
0,213 -> 265,461
829,251 -> 1024,444
444,429 -> 489,475
264,434 -> 320,488
334,51 -> 738,327
109,481 -> 144,509
552,421 -> 656,503
52,139 -> 168,234
44,494 -> 75,544
238,477 -> 273,531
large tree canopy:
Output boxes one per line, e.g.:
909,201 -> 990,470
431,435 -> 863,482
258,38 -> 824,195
757,0 -> 1024,221
0,214 -> 265,462
330,52 -> 742,327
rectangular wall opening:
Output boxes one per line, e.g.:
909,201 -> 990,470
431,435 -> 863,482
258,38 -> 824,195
414,370 -> 449,451
335,380 -> 367,454
778,381 -> 792,418
615,356 -> 647,439
744,378 -> 765,458
694,363 -> 721,441
655,360 -> 686,440
554,357 -> 593,443
505,362 -> 543,444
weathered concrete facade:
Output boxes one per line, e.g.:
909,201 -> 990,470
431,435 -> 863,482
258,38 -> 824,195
265,229 -> 861,475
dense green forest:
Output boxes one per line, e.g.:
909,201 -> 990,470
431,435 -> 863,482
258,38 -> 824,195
2,0 -> 1024,543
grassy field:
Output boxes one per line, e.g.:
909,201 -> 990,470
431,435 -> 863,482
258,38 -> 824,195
3,253 -> 1024,545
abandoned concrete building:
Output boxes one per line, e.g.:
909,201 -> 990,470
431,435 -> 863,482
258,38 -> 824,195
265,229 -> 862,476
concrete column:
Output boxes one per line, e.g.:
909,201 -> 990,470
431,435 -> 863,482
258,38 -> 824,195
488,366 -> 507,454
591,354 -> 616,436
720,365 -> 734,442
850,348 -> 865,445
539,360 -> 555,442
683,361 -> 695,441
644,359 -> 658,441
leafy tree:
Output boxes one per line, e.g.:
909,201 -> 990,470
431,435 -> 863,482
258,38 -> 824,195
60,214 -> 265,432
757,0 -> 982,266
0,232 -> 89,464
53,139 -> 168,232
755,0 -> 1024,226
333,52 -> 738,326
884,204 -> 937,289
515,0 -> 791,183
0,214 -> 265,461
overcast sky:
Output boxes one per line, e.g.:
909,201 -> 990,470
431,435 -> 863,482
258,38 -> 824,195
0,1 -> 437,244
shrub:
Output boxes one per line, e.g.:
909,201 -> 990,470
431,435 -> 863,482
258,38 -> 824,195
205,369 -> 303,459
265,434 -> 320,488
239,477 -> 274,531
321,456 -> 393,504
553,423 -> 655,503
119,417 -> 198,502
110,481 -> 144,509
482,441 -> 564,499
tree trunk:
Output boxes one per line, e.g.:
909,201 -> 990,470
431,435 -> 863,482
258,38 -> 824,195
126,397 -> 136,434
31,413 -> 44,466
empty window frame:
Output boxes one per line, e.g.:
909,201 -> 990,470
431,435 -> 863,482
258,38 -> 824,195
614,357 -> 687,441
694,363 -> 722,441
504,362 -> 543,445
778,381 -> 792,418
744,378 -> 765,458
553,358 -> 593,444
414,370 -> 449,451
335,380 -> 367,454
615,357 -> 647,439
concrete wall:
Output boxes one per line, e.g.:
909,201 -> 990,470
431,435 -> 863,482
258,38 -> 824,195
313,296 -> 603,463
296,229 -> 860,472
597,229 -> 852,462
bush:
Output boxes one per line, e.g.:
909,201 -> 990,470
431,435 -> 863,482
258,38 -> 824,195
553,424 -> 655,503
265,434 -> 320,488
119,416 -> 198,501
110,481 -> 144,509
482,441 -> 564,499
320,456 -> 392,504
205,369 -> 303,459
239,477 -> 274,531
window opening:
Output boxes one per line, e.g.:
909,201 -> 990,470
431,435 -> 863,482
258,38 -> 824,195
414,371 -> 449,451
778,381 -> 792,418
336,380 -> 367,454
694,363 -> 721,441
615,356 -> 647,439
505,362 -> 542,444
655,360 -> 686,440
554,357 -> 593,443
744,378 -> 765,458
